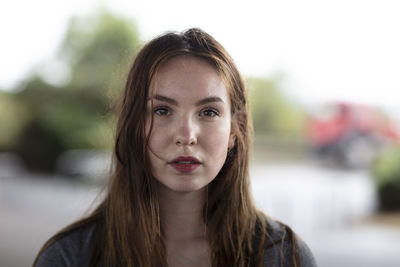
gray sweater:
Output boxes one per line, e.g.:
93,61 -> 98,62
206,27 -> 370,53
34,219 -> 317,267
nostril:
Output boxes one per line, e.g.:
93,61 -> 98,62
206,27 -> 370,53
175,135 -> 196,146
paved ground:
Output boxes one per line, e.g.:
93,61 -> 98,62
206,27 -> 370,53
1,163 -> 399,267
250,163 -> 400,267
0,174 -> 99,267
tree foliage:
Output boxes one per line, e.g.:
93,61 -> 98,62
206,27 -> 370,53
0,10 -> 141,171
0,90 -> 30,148
371,147 -> 400,210
247,77 -> 305,138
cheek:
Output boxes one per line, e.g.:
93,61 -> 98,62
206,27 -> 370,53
147,128 -> 168,155
146,118 -> 169,148
202,123 -> 231,157
146,130 -> 167,179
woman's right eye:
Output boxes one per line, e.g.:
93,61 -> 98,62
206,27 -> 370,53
154,106 -> 171,116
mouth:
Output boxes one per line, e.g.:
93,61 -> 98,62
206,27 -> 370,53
169,156 -> 201,173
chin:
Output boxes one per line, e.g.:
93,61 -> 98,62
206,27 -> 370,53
160,180 -> 209,194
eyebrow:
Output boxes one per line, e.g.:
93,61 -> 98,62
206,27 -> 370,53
148,94 -> 225,106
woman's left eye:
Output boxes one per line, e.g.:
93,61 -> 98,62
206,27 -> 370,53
200,108 -> 220,117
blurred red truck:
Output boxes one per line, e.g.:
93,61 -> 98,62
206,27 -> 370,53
306,102 -> 400,168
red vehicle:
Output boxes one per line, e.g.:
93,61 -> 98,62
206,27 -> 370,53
306,102 -> 399,168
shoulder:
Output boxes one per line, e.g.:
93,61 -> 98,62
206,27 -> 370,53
34,223 -> 98,267
261,217 -> 318,267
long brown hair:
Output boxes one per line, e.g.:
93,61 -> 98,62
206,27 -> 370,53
34,28 -> 299,267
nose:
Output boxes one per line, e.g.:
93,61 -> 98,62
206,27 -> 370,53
174,115 -> 198,146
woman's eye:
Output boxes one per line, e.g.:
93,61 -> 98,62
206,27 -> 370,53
154,107 -> 171,116
200,108 -> 219,117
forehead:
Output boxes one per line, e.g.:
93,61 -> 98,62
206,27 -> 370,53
150,56 -> 229,102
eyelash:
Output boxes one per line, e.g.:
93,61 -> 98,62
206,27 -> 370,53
153,106 -> 171,116
152,106 -> 220,117
199,108 -> 220,117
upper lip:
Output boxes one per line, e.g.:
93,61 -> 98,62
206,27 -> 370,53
169,156 -> 201,164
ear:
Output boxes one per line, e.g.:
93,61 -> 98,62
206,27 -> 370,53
228,112 -> 239,149
228,129 -> 236,149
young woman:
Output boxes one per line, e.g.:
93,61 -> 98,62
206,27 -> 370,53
33,28 -> 317,267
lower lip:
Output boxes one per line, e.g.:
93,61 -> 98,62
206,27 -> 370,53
170,163 -> 200,173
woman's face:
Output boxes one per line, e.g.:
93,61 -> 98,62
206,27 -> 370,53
146,56 -> 235,193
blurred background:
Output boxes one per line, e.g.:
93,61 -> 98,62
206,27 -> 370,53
1,1 -> 400,266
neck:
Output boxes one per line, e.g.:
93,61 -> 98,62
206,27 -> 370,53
158,185 -> 208,241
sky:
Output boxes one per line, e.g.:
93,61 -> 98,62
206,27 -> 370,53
1,0 -> 399,115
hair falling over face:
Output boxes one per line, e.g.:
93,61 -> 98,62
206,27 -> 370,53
33,28 -> 302,267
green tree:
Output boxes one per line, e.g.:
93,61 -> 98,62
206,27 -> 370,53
6,10 -> 141,171
247,77 -> 304,138
0,90 -> 30,149
371,147 -> 400,210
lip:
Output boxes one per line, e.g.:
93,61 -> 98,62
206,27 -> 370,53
169,156 -> 201,173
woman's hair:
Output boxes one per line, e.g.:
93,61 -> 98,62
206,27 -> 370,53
33,28 -> 300,267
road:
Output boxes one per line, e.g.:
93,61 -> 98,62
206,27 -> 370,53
1,163 -> 399,267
